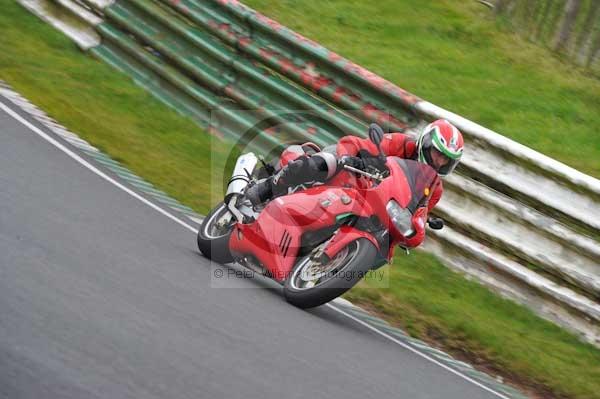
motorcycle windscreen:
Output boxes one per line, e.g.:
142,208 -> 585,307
390,158 -> 438,213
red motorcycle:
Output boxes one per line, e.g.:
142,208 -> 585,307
198,126 -> 439,308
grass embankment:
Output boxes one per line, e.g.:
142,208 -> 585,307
0,0 -> 232,213
2,2 -> 599,398
345,254 -> 600,399
246,0 -> 600,178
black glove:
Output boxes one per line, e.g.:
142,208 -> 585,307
338,155 -> 363,170
339,152 -> 387,172
357,150 -> 387,172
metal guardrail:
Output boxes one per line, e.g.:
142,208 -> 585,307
18,0 -> 600,347
17,0 -> 101,49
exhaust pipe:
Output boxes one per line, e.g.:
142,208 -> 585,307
225,152 -> 258,200
225,153 -> 258,222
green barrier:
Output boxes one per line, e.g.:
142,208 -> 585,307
104,0 -> 354,147
87,0 -> 418,150
90,44 -> 210,125
159,0 -> 420,133
126,0 -> 367,138
92,30 -> 283,154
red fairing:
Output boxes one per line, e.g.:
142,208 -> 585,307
323,226 -> 379,259
229,185 -> 371,281
229,153 -> 437,282
428,179 -> 443,211
404,207 -> 428,248
336,133 -> 442,212
229,202 -> 301,281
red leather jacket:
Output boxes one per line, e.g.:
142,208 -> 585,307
336,133 -> 443,211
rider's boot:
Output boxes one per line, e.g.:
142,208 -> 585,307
245,175 -> 277,206
245,152 -> 338,206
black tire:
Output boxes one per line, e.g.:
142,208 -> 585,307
283,239 -> 378,308
197,202 -> 234,263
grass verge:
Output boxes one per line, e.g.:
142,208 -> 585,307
345,252 -> 600,399
245,0 -> 600,178
0,0 -> 232,213
2,2 -> 599,398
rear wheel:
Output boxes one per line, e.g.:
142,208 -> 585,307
197,202 -> 235,263
283,239 -> 377,308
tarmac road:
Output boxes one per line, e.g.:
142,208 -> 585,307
0,97 -> 505,399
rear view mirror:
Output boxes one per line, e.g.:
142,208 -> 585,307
428,217 -> 444,230
368,123 -> 384,147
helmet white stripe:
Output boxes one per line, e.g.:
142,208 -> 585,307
450,123 -> 459,147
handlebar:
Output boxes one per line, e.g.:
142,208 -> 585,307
343,164 -> 384,182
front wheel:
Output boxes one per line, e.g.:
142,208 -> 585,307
197,202 -> 235,263
284,239 -> 378,308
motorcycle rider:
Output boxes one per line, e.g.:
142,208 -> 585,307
246,119 -> 464,215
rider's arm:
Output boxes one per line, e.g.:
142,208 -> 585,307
336,135 -> 375,156
381,133 -> 417,158
337,133 -> 414,158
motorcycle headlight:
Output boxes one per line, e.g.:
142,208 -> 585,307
386,200 -> 415,237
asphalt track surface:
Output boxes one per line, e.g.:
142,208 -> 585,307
0,98 -> 504,399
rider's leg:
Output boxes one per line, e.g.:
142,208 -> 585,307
246,152 -> 337,205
